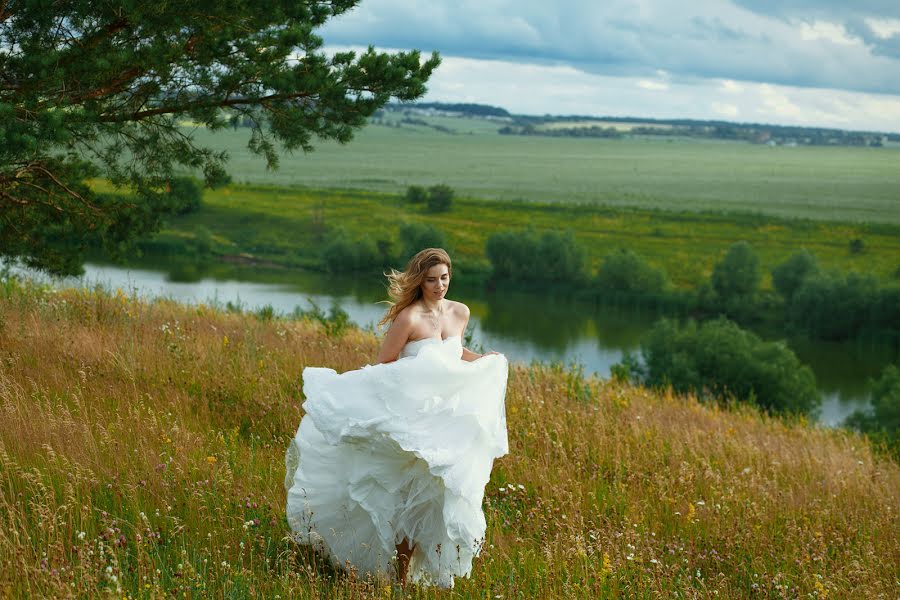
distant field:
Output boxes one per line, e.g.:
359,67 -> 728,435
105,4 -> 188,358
184,119 -> 900,224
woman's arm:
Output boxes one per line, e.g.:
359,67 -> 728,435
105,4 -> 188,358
462,347 -> 483,362
457,302 -> 498,361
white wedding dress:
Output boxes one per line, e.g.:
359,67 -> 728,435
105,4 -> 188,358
284,335 -> 509,588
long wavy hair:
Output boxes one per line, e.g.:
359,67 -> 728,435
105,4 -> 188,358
379,248 -> 452,326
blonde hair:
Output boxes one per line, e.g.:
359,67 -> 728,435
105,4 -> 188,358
379,248 -> 452,326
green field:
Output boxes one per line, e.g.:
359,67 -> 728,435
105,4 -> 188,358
107,183 -> 900,290
184,118 -> 900,224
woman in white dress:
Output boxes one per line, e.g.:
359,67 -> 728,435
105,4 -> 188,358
285,248 -> 509,588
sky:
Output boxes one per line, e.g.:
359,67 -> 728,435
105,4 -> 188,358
320,0 -> 900,133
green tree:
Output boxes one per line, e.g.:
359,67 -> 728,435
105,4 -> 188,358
621,317 -> 820,416
595,248 -> 667,295
398,223 -> 446,262
846,365 -> 900,460
712,241 -> 761,300
485,228 -> 586,285
404,185 -> 427,204
708,241 -> 761,319
0,1 -> 439,275
772,248 -> 820,301
426,184 -> 454,213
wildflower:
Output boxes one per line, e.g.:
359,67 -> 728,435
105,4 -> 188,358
77,531 -> 86,540
207,456 -> 217,464
223,335 -> 229,347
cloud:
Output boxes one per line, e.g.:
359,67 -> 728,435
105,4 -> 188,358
320,0 -> 900,95
400,52 -> 900,133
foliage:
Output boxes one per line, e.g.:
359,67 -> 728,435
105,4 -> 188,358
0,1 -> 439,275
622,317 -> 821,415
706,241 -> 762,319
404,185 -> 427,204
397,223 -> 446,263
294,299 -> 351,338
771,248 -> 820,301
846,365 -> 900,460
595,248 -> 668,295
169,177 -> 205,215
321,231 -> 382,273
425,184 -> 454,213
787,271 -> 900,341
485,228 -> 587,285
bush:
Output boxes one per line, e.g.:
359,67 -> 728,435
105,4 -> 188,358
845,365 -> 900,460
168,176 -> 204,215
712,241 -> 760,300
595,248 -> 667,295
485,228 -> 587,285
772,249 -> 819,301
787,271 -> 889,340
704,241 -> 761,319
398,223 -> 446,262
620,317 -> 821,416
426,184 -> 454,212
404,185 -> 427,204
321,231 -> 382,273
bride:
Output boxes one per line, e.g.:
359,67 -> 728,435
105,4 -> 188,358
285,248 -> 509,588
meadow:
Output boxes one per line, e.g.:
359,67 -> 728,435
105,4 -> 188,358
1,279 -> 897,598
183,118 -> 900,224
113,182 -> 900,290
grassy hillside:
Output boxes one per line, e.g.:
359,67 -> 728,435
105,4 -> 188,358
102,182 -> 900,290
0,278 -> 897,598
182,121 -> 900,224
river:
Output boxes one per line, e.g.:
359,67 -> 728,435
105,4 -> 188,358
27,262 -> 894,428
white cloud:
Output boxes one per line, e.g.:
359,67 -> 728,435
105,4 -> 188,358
712,102 -> 740,118
415,52 -> 900,132
637,80 -> 669,91
320,0 -> 900,95
865,17 -> 900,38
798,21 -> 862,46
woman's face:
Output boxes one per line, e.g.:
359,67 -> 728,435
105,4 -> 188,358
421,263 -> 450,302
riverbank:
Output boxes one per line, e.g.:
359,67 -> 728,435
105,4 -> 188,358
91,181 -> 900,292
1,278 -> 897,597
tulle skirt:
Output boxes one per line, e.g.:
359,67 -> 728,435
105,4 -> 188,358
285,337 -> 508,588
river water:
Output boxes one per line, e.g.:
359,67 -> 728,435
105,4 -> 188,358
31,262 -> 894,428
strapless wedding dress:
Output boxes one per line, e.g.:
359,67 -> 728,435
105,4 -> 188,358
284,335 -> 509,588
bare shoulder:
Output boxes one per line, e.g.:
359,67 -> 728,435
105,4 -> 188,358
393,304 -> 418,325
447,300 -> 470,318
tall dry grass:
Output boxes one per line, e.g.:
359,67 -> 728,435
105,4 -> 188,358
0,277 -> 897,598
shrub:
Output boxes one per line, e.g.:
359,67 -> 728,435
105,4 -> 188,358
845,365 -> 900,460
426,184 -> 454,212
321,231 -> 381,273
398,223 -> 446,262
787,271 -> 885,340
595,248 -> 667,295
168,176 -> 204,215
772,249 -> 819,301
404,185 -> 427,204
621,317 -> 820,416
485,228 -> 586,284
712,241 -> 760,300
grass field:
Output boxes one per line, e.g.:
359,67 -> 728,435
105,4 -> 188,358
181,119 -> 900,224
1,279 -> 897,598
103,182 -> 900,290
